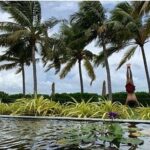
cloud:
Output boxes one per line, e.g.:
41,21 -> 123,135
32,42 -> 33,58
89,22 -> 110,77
41,1 -> 78,20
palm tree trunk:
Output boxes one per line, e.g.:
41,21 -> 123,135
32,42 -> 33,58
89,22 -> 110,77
22,63 -> 25,96
140,45 -> 150,94
78,60 -> 84,94
32,44 -> 37,98
102,40 -> 112,100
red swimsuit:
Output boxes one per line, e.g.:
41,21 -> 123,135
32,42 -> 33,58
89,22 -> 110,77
125,82 -> 135,93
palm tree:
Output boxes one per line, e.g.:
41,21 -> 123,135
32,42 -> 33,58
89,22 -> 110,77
132,1 -> 150,15
0,40 -> 32,95
42,34 -> 67,74
0,1 -> 59,97
110,2 -> 150,94
71,1 -> 113,100
59,23 -> 96,94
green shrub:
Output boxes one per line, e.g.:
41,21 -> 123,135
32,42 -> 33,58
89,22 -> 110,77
51,93 -> 99,103
1,91 -> 150,106
112,92 -> 150,106
11,96 -> 63,116
0,91 -> 8,99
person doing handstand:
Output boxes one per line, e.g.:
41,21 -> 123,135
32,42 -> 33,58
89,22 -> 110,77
125,64 -> 139,107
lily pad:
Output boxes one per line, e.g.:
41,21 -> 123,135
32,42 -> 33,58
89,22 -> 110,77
121,138 -> 144,145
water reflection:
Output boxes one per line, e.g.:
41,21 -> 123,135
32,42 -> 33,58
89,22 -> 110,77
0,118 -> 149,150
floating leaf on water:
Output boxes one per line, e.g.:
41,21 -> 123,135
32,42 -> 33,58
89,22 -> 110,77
121,138 -> 144,145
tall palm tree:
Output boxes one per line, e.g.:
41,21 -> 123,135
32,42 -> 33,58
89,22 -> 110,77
110,2 -> 150,94
0,1 -> 59,97
59,23 -> 96,94
0,40 -> 32,95
71,1 -> 113,100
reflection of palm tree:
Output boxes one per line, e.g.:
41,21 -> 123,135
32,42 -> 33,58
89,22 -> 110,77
0,1 -> 59,97
60,24 -> 95,94
111,2 -> 150,94
71,1 -> 112,99
0,40 -> 32,95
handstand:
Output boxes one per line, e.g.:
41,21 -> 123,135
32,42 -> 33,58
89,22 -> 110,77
125,64 -> 139,107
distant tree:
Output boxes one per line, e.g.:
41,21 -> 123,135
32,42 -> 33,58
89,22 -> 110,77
0,1 -> 59,97
59,23 -> 96,94
0,40 -> 32,95
71,1 -> 114,99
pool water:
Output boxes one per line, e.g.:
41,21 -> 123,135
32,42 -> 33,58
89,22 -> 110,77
0,118 -> 149,150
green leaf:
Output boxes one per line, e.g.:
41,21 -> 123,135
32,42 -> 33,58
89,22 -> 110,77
117,45 -> 137,70
121,138 -> 144,145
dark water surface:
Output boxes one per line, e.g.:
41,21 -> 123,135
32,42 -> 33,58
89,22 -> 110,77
0,118 -> 149,150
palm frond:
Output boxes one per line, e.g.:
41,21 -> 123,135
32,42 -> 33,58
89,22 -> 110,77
32,1 -> 41,25
43,17 -> 60,29
117,45 -> 137,70
8,30 -> 29,42
83,58 -> 96,85
60,58 -> 77,79
0,62 -> 18,71
94,46 -> 121,67
0,1 -> 31,26
83,50 -> 93,60
0,55 -> 19,62
0,22 -> 23,32
15,67 -> 22,74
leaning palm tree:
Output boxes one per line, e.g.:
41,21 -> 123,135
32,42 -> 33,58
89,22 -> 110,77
71,1 -> 113,100
110,2 -> 150,94
0,40 -> 32,95
59,23 -> 96,94
0,1 -> 59,97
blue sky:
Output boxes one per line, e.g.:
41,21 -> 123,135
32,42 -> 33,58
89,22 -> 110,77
0,1 -> 150,95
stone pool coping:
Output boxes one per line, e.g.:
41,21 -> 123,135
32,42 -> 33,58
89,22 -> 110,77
0,115 -> 150,124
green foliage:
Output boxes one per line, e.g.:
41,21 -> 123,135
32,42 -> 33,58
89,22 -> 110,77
11,96 -> 62,116
52,93 -> 99,103
135,106 -> 150,120
1,92 -> 150,107
95,100 -> 133,119
0,95 -> 150,120
112,92 -> 150,106
0,91 -> 8,99
62,98 -> 99,118
58,123 -> 143,149
0,101 -> 12,115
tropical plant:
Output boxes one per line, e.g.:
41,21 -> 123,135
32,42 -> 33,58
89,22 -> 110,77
96,100 -> 133,119
0,40 -> 32,95
0,1 -> 60,97
71,1 -> 114,99
12,96 -> 62,116
62,98 -> 99,118
0,101 -> 11,115
109,2 -> 150,94
59,23 -> 96,94
135,106 -> 150,120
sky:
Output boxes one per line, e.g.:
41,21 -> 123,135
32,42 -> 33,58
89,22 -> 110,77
0,1 -> 150,95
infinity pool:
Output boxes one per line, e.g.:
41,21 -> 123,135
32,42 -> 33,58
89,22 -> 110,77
0,118 -> 149,150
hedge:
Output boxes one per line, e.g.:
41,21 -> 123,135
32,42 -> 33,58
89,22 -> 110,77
0,91 -> 150,106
